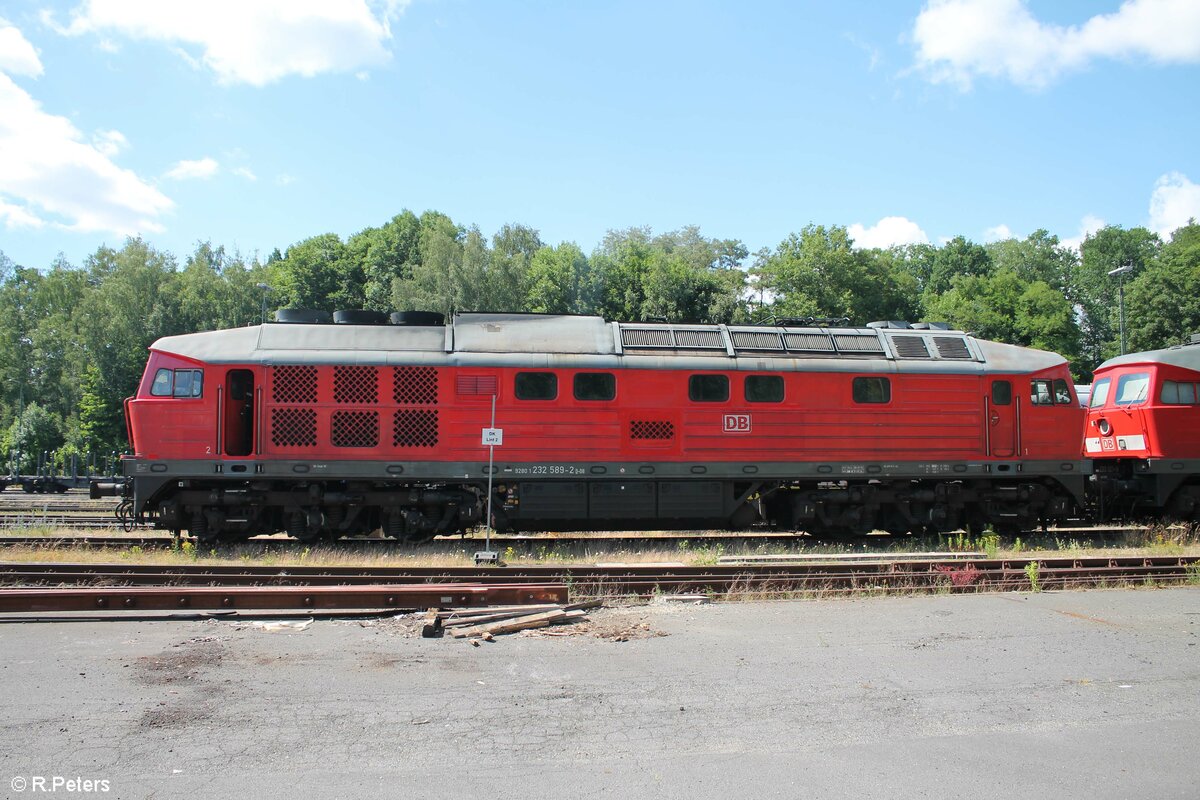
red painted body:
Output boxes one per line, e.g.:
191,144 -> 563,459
129,351 -> 1084,465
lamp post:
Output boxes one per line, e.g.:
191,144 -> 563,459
1107,262 -> 1134,355
255,283 -> 273,325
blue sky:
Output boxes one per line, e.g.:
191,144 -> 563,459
1,0 -> 1198,270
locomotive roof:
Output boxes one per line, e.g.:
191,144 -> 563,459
1095,341 -> 1200,373
148,312 -> 1067,375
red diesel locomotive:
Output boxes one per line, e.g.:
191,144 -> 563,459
1085,335 -> 1200,521
99,312 -> 1088,542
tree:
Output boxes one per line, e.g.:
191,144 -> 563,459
2,402 -> 62,473
755,225 -> 919,325
1076,225 -> 1160,369
1125,221 -> 1200,352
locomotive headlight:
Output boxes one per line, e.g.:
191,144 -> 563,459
1098,418 -> 1111,436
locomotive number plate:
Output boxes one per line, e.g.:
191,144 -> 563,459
723,414 -> 752,433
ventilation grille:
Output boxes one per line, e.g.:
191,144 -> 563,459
891,335 -> 931,359
334,366 -> 378,404
621,327 -> 723,349
783,332 -> 836,352
271,408 -> 317,447
457,375 -> 498,396
933,336 -> 972,359
394,367 -> 438,405
630,420 -> 675,440
832,334 -> 885,353
622,328 -> 673,348
731,331 -> 785,351
272,366 -> 318,403
331,411 -> 378,448
674,329 -> 723,349
393,409 -> 438,448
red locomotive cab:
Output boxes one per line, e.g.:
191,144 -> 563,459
126,351 -> 217,460
1086,358 -> 1200,461
1084,368 -> 1155,458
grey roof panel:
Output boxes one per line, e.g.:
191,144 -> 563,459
147,314 -> 1067,375
1097,343 -> 1200,372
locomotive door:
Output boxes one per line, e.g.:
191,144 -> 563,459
224,369 -> 255,456
987,379 -> 1015,458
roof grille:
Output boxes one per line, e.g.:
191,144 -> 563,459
832,333 -> 884,354
933,336 -> 972,359
731,331 -> 785,351
783,332 -> 836,352
891,336 -> 931,359
622,327 -> 673,348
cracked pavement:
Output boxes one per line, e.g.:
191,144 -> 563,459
1,590 -> 1198,798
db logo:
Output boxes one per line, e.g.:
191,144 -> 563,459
723,414 -> 752,433
1101,437 -> 1116,451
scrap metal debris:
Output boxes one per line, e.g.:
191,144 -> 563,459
422,600 -> 603,640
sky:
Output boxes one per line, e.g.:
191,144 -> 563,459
1,0 -> 1199,271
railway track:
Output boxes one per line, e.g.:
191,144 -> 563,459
3,555 -> 1197,599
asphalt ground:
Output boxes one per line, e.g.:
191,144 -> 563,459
1,588 -> 1198,799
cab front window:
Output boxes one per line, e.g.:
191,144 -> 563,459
1089,378 -> 1110,408
1114,372 -> 1149,406
149,368 -> 203,398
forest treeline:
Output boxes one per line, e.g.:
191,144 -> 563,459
2,209 -> 1198,471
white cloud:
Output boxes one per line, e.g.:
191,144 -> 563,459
0,198 -> 46,229
51,0 -> 406,86
91,128 -> 127,157
0,17 -> 44,77
166,157 -> 219,180
232,166 -> 257,181
1149,172 -> 1200,239
0,70 -> 172,234
912,0 -> 1200,89
275,173 -> 296,186
848,216 -> 930,249
983,223 -> 1013,242
1061,213 -> 1106,252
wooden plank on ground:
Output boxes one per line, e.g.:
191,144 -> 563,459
450,608 -> 569,638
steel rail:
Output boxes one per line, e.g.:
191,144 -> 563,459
0,582 -> 567,613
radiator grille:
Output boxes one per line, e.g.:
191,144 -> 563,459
457,375 -> 498,396
334,366 -> 378,404
394,367 -> 438,405
630,420 -> 675,440
270,408 -> 317,447
891,335 -> 931,359
272,366 -> 317,403
393,409 -> 439,448
731,331 -> 785,351
933,336 -> 972,359
331,410 -> 379,448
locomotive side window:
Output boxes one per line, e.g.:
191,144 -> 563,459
852,377 -> 890,404
1114,372 -> 1149,406
150,368 -> 203,398
689,374 -> 729,402
574,372 -> 615,401
1161,381 -> 1198,405
1032,378 -> 1073,405
150,368 -> 173,396
1089,378 -> 1111,408
173,370 -> 202,398
515,372 -> 557,400
1031,380 -> 1053,405
991,381 -> 1012,405
745,375 -> 784,403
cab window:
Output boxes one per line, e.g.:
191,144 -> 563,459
852,377 -> 890,404
573,373 -> 615,401
1031,378 -> 1073,406
1161,381 -> 1198,405
1089,378 -> 1111,408
515,372 -> 557,401
689,374 -> 729,402
150,368 -> 203,398
1114,373 -> 1150,406
745,375 -> 784,403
